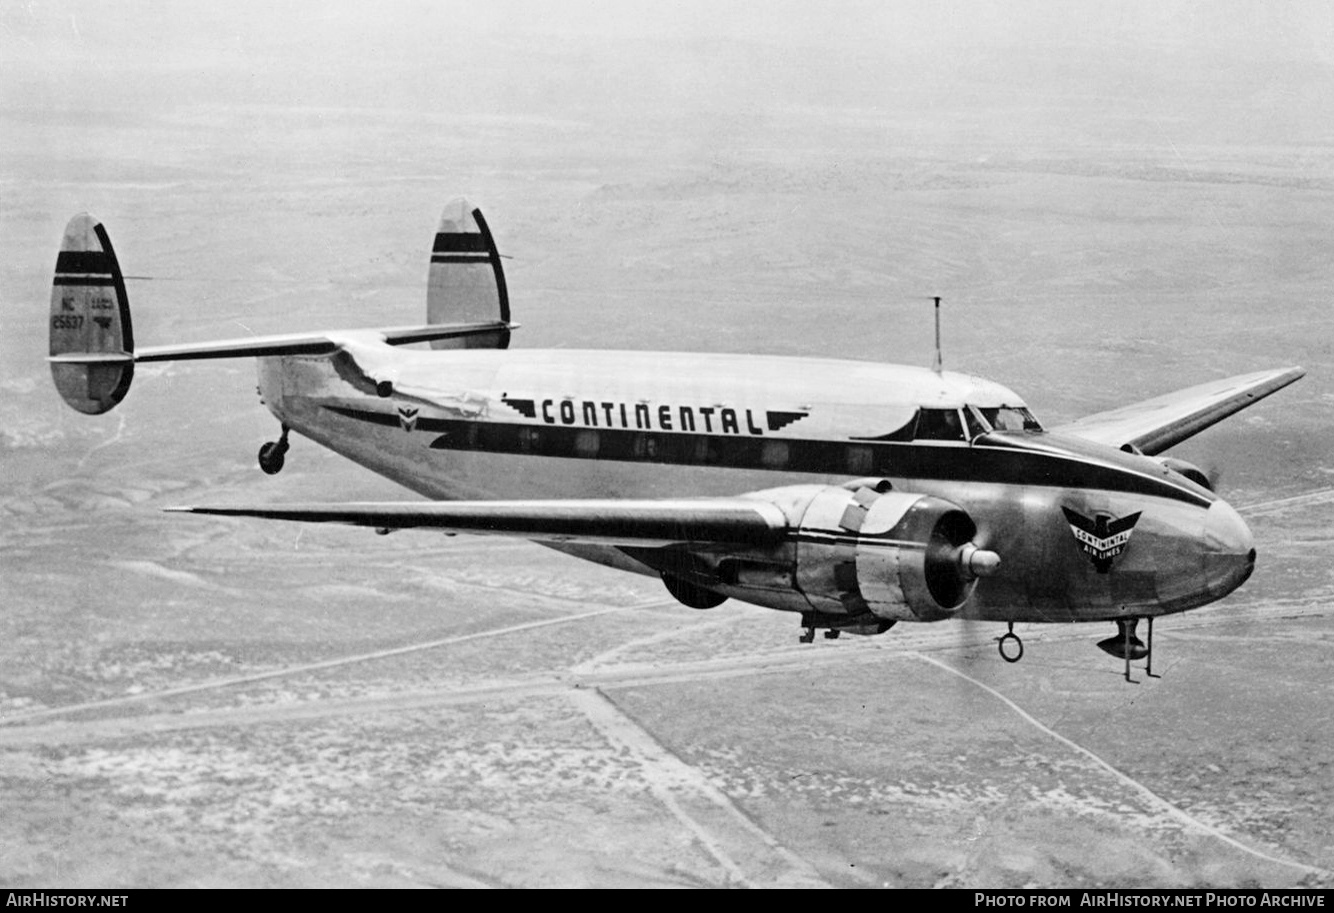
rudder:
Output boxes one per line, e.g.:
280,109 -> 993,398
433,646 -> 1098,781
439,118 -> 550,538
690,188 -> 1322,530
48,214 -> 135,414
427,198 -> 511,349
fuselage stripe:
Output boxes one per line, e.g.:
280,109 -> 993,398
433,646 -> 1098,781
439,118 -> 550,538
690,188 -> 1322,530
320,405 -> 1212,506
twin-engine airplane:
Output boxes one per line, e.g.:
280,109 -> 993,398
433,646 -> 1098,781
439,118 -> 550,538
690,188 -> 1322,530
49,202 -> 1303,681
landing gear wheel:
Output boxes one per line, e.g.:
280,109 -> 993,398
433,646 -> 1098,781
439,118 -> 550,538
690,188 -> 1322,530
998,623 -> 1024,663
258,425 -> 290,475
258,441 -> 286,475
799,626 -> 816,644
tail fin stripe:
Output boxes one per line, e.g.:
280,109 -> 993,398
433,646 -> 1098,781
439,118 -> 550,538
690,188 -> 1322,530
53,276 -> 116,287
432,232 -> 490,254
55,250 -> 118,273
430,254 -> 491,264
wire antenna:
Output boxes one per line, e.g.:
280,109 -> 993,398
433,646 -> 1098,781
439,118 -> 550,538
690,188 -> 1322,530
932,296 -> 943,373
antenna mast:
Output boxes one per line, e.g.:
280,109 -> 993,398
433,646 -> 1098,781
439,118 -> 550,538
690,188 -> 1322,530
931,296 -> 943,373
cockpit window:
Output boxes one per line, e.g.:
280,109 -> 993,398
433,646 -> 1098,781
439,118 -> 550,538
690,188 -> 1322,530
915,408 -> 967,441
963,406 -> 990,440
978,406 -> 1044,432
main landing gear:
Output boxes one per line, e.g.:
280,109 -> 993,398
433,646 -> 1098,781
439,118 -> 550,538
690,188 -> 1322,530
797,612 -> 896,642
258,425 -> 290,475
1096,617 -> 1161,684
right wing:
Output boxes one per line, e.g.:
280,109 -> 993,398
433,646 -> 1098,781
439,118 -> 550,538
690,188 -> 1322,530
1051,367 -> 1305,456
166,498 -> 790,548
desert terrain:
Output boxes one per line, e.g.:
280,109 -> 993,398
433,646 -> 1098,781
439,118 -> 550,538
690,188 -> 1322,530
1,2 -> 1332,889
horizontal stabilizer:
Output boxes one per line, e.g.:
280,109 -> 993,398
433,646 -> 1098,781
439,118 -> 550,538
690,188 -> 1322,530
167,498 -> 789,547
127,320 -> 517,363
1054,367 -> 1305,455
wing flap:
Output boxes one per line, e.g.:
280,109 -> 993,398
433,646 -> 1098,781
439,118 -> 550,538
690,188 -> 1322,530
1054,367 -> 1304,455
166,498 -> 790,547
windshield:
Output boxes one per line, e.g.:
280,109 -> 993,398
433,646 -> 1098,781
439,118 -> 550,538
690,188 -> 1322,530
978,406 -> 1044,432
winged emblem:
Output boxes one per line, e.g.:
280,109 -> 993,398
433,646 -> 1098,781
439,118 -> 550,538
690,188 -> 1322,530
1061,507 -> 1142,573
397,407 -> 419,432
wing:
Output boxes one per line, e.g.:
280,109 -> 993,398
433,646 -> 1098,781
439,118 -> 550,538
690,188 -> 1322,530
1052,367 -> 1304,456
167,498 -> 789,547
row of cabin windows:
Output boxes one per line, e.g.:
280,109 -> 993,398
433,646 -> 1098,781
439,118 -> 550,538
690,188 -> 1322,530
457,422 -> 880,473
439,404 -> 1042,471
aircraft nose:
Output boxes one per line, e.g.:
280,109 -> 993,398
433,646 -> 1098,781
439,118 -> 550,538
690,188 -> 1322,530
1202,499 -> 1256,597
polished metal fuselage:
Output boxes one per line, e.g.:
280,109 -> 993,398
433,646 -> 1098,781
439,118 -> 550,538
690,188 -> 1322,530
257,345 -> 1255,625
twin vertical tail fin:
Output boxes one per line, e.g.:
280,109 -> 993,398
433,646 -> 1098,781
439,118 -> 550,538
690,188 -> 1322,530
427,198 -> 511,349
47,200 -> 510,415
48,214 -> 135,414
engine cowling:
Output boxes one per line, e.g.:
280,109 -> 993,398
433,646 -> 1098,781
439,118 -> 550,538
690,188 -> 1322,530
791,484 -> 998,622
657,482 -> 998,623
1155,457 -> 1213,492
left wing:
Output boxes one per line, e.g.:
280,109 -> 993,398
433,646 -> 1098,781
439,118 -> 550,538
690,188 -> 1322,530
167,498 -> 790,547
1052,367 -> 1304,456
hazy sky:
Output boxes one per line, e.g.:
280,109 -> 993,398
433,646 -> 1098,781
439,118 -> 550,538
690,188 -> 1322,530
4,1 -> 1332,120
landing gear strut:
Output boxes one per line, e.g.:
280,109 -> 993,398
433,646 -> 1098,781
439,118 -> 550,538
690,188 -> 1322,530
1096,617 -> 1160,683
997,622 -> 1024,663
797,612 -> 896,643
258,425 -> 290,475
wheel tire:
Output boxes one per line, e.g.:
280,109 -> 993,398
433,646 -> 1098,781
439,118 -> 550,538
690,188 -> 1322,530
258,442 -> 285,475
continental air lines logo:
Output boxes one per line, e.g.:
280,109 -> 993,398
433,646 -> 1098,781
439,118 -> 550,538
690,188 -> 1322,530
397,407 -> 419,432
499,397 -> 809,437
1061,507 -> 1142,574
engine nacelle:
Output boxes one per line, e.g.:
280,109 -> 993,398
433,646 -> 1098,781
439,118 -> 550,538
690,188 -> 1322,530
657,482 -> 998,623
1155,457 -> 1213,492
791,484 -> 997,622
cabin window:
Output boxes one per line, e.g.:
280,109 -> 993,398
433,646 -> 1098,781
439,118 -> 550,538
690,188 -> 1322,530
574,430 -> 599,457
845,445 -> 873,475
978,406 -> 1044,432
914,408 -> 967,442
761,441 -> 790,469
